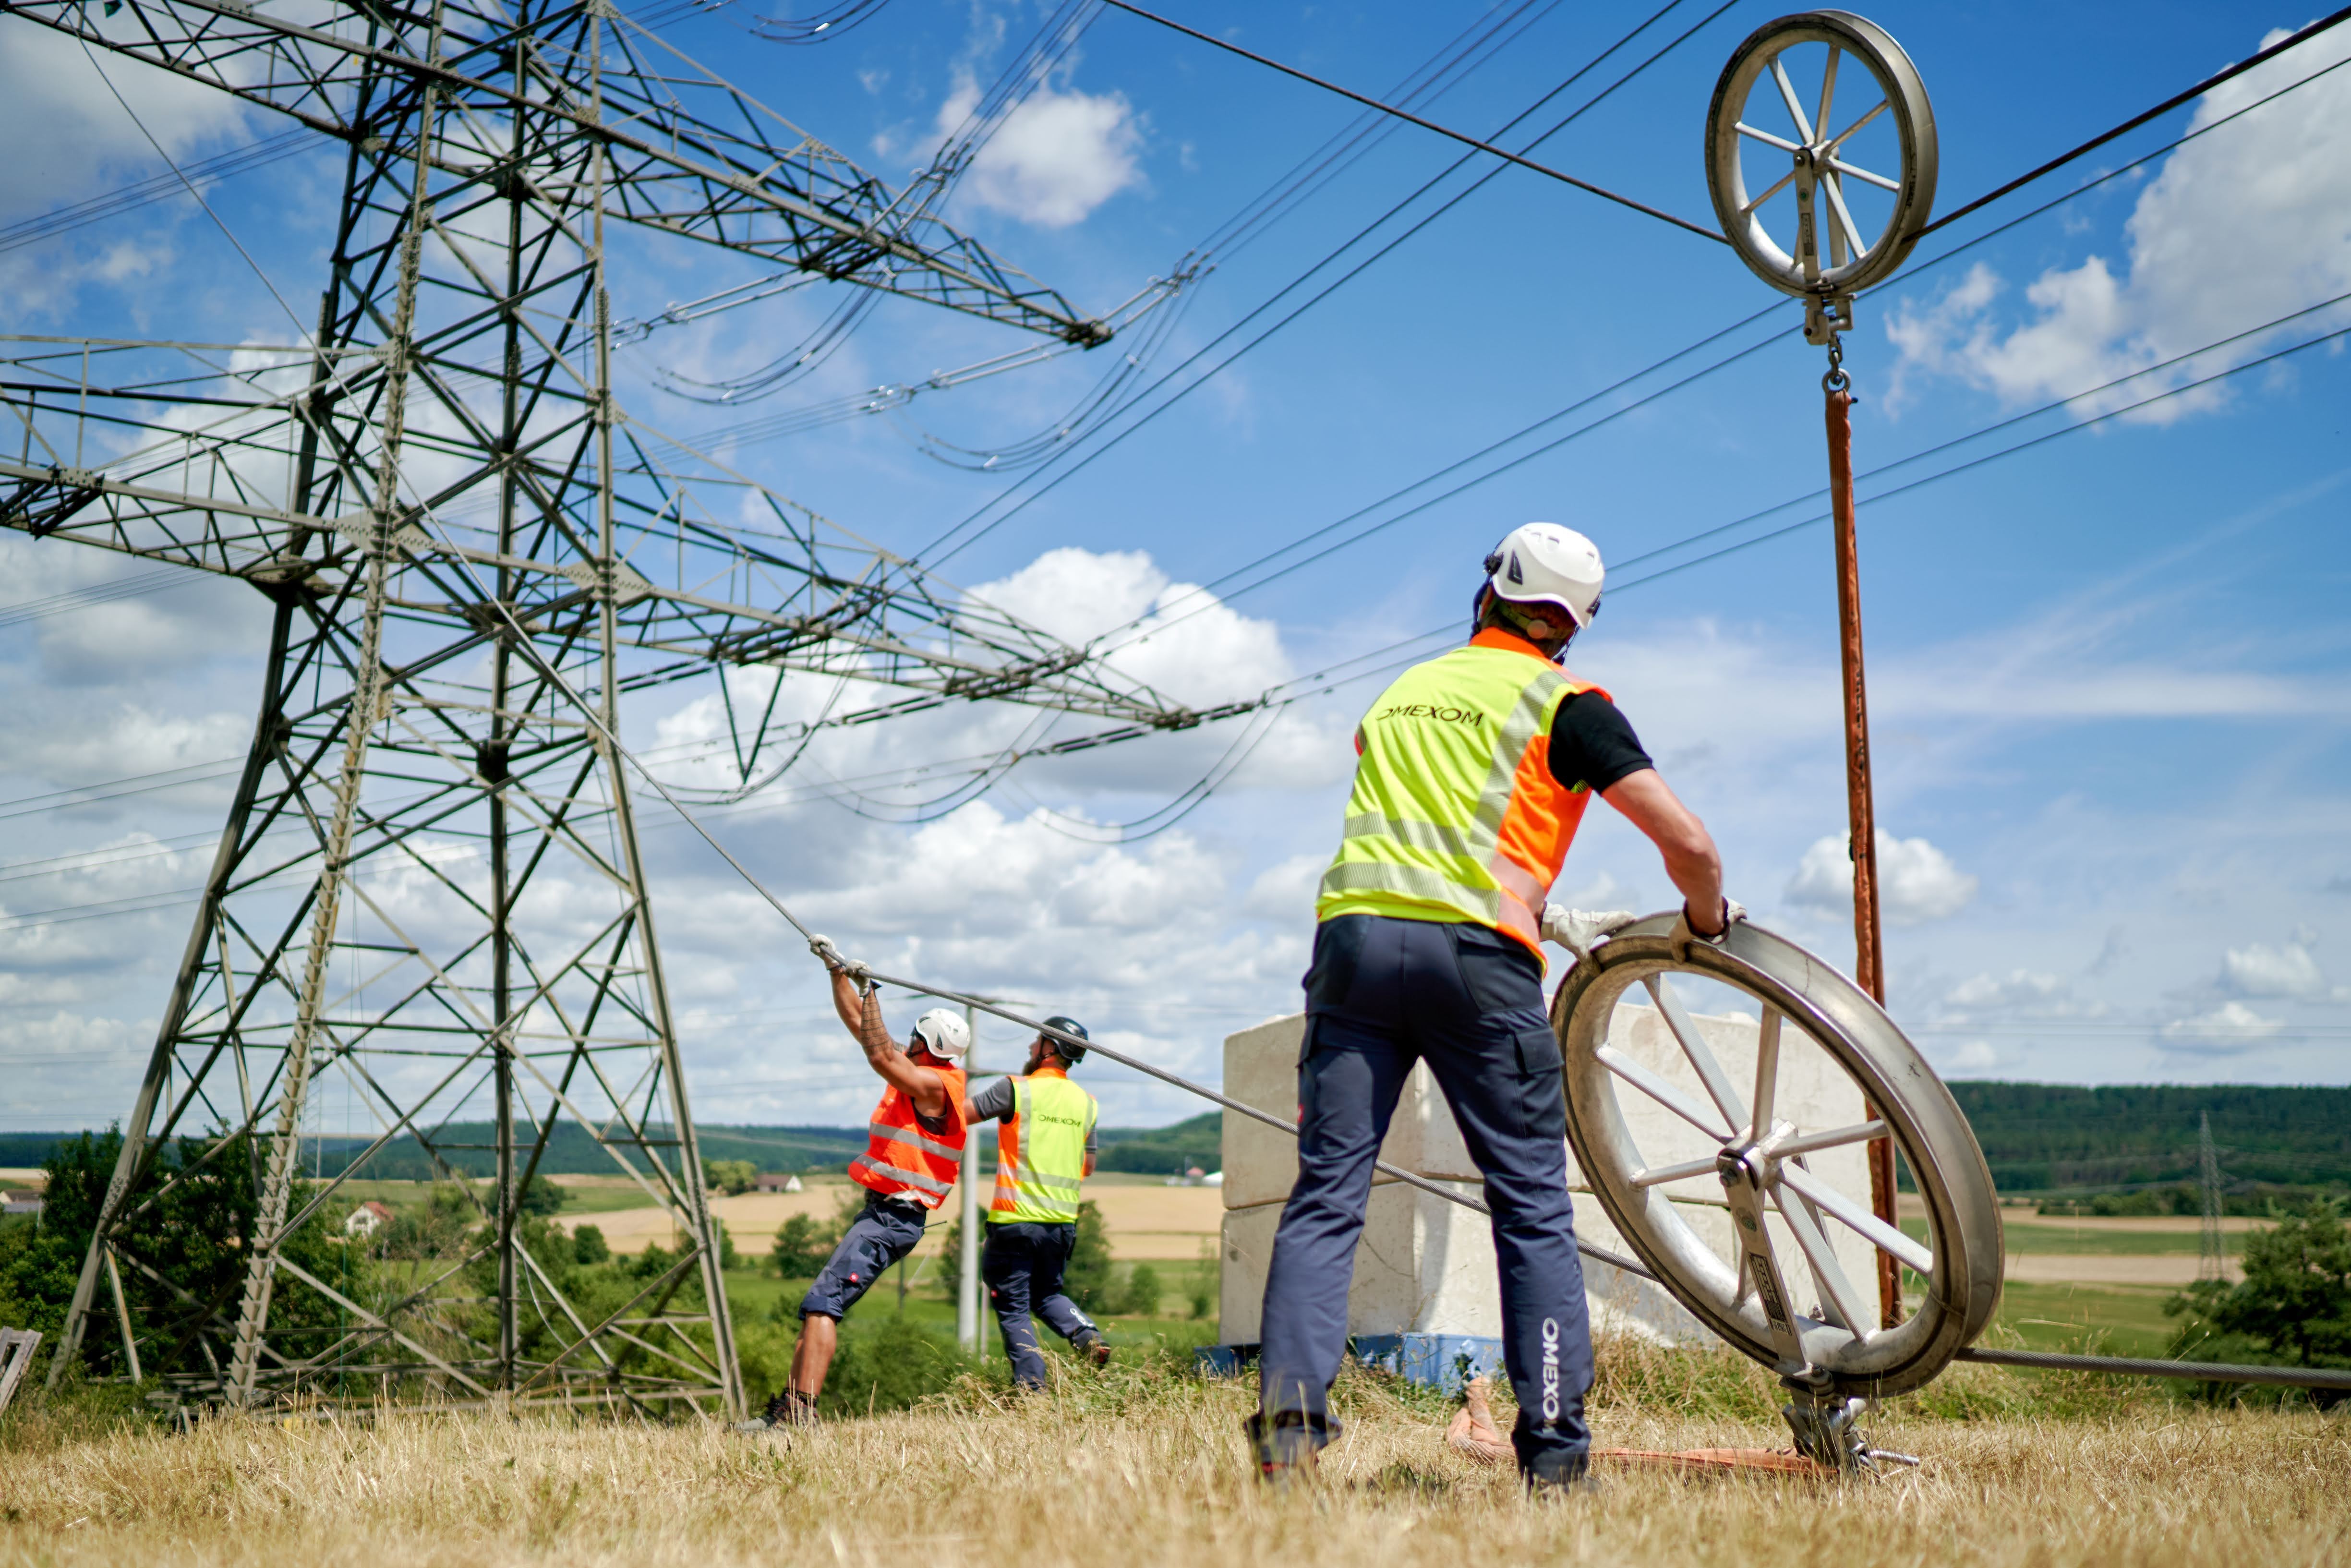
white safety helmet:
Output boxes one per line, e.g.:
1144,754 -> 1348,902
910,1008 -> 971,1061
1483,522 -> 1605,630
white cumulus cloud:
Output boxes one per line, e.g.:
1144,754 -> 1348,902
1885,22 -> 2351,422
1786,831 -> 1978,926
2220,939 -> 2326,998
1940,969 -> 2104,1019
2161,999 -> 2284,1046
936,70 -> 1144,229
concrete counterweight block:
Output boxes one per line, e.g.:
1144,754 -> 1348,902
1216,1000 -> 1881,1382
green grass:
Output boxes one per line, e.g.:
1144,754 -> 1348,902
1899,1217 -> 2267,1256
1988,1280 -> 2182,1358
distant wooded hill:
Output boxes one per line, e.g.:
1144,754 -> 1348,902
1944,1082 -> 2351,1195
7,1083 -> 2345,1193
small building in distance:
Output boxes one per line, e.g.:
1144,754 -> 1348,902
1,1191 -> 42,1218
343,1200 -> 396,1239
753,1172 -> 804,1194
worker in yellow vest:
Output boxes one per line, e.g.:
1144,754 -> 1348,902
743,942 -> 971,1429
1250,523 -> 1737,1492
966,1016 -> 1108,1387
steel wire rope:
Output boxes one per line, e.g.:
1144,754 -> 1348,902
666,0 -> 1572,464
0,129 -> 315,257
894,0 -> 1600,472
1263,312 -> 2351,694
1914,5 -> 2351,240
1070,43 -> 2351,659
631,0 -> 1097,396
915,0 -> 1742,569
1102,0 -> 1727,242
72,39 -> 312,343
1612,319 -> 2351,592
392,501 -> 1658,1277
653,0 -> 1561,463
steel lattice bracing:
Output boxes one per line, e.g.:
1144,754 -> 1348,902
0,0 -> 1207,1414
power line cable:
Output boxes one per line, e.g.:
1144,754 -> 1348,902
1074,42 -> 2351,656
0,129 -> 314,257
73,38 -> 310,343
918,0 -> 1741,568
1917,5 -> 2351,238
1100,0 -> 1728,243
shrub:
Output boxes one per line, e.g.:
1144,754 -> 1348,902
772,1215 -> 834,1277
1118,1263 -> 1163,1317
572,1225 -> 610,1265
1065,1201 -> 1113,1311
2168,1196 -> 2351,1373
703,1159 -> 758,1196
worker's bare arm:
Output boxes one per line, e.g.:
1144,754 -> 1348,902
1599,768 -> 1727,936
832,970 -> 949,1117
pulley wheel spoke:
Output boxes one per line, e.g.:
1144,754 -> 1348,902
1736,120 -> 1803,154
1596,1044 -> 1730,1139
1769,55 -> 1816,143
1643,973 -> 1748,1130
1775,1180 -> 1874,1334
1749,1007 -> 1782,1136
1779,1159 -> 1933,1276
1555,910 -> 2000,1398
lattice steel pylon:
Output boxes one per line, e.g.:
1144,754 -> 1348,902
2,0 -> 1211,1415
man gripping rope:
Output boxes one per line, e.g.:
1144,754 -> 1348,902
742,940 -> 970,1430
966,1016 -> 1109,1387
1250,523 -> 1738,1492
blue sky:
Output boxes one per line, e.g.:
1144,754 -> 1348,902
1,0 -> 2347,1134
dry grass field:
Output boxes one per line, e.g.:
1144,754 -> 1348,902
4,1344 -> 2344,1568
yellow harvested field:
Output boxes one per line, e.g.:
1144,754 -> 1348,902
2002,1253 -> 2240,1287
558,1181 -> 1224,1258
4,1375 -> 2345,1567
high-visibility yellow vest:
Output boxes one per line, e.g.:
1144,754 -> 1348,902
989,1068 -> 1096,1225
1316,628 -> 1608,957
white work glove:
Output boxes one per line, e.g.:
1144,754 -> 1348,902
1669,897 -> 1747,960
808,932 -> 870,986
1542,905 -> 1637,964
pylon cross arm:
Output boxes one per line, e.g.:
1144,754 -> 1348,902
2,0 -> 1107,342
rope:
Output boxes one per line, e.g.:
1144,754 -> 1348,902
401,511 -> 1662,1285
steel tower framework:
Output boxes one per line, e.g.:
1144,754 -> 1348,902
1,0 -> 1211,1415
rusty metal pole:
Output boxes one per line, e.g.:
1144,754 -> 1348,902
1824,377 -> 1904,1330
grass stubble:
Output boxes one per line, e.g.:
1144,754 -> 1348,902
1,1335 -> 2345,1568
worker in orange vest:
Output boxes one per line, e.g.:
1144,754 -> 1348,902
742,937 -> 970,1429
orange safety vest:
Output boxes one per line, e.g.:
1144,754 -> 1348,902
848,1066 -> 968,1208
1316,627 -> 1606,958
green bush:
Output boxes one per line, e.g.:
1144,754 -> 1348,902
703,1159 -> 758,1196
2168,1196 -> 2351,1375
771,1214 -> 834,1277
1065,1200 -> 1113,1311
571,1224 -> 610,1265
1118,1263 -> 1163,1317
816,1316 -> 977,1416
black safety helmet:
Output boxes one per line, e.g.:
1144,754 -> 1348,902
1039,1015 -> 1090,1066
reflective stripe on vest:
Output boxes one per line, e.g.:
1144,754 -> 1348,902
990,1070 -> 1096,1225
1315,630 -> 1606,957
849,1066 -> 968,1210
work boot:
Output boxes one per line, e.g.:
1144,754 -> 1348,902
1523,1450 -> 1601,1498
735,1389 -> 817,1434
1244,1411 -> 1340,1489
1073,1330 -> 1112,1369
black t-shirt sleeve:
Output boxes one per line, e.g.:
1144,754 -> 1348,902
1547,691 -> 1653,794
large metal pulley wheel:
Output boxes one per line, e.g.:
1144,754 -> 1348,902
1552,915 -> 2001,1397
1704,11 -> 1937,299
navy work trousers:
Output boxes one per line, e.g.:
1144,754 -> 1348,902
1257,913 -> 1593,1478
983,1220 -> 1100,1387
